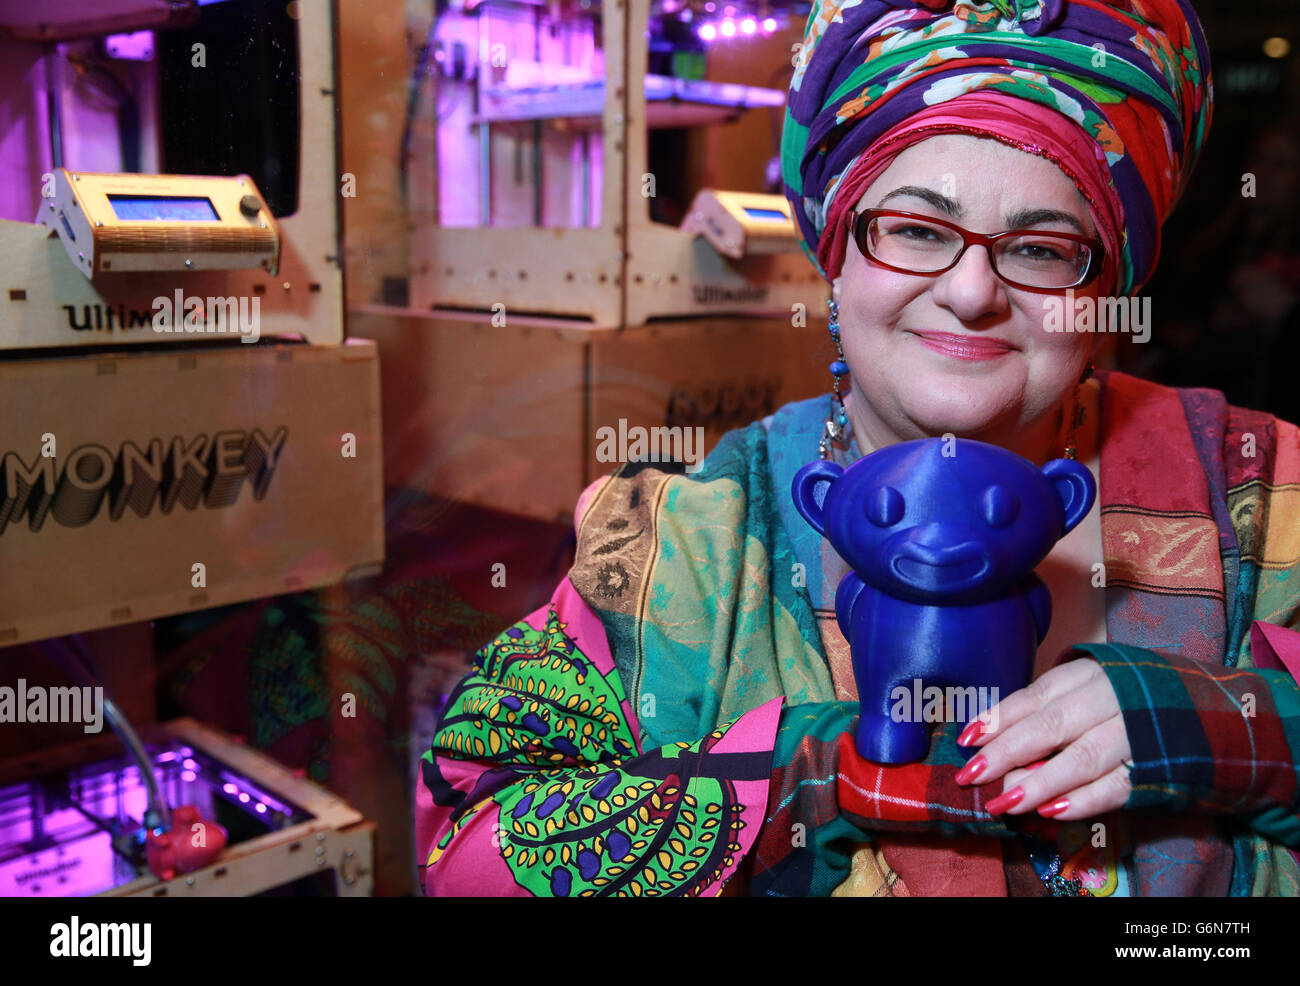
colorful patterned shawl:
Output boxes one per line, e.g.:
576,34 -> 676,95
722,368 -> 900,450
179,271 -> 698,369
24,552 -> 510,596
416,370 -> 1300,896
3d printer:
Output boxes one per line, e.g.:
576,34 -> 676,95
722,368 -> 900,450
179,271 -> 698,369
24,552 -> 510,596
0,0 -> 380,896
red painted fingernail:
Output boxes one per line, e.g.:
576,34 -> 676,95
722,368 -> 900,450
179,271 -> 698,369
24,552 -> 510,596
1024,760 -> 1048,772
954,755 -> 987,785
984,786 -> 1025,814
1038,798 -> 1070,818
957,720 -> 985,747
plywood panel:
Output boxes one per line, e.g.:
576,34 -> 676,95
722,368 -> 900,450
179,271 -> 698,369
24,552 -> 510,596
0,340 -> 384,646
338,0 -> 411,306
354,304 -> 830,521
352,305 -> 586,522
589,315 -> 829,478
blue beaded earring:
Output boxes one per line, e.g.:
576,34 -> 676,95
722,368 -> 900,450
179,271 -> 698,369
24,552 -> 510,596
819,298 -> 850,460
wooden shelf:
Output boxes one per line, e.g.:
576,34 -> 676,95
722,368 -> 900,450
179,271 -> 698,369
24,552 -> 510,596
474,73 -> 784,129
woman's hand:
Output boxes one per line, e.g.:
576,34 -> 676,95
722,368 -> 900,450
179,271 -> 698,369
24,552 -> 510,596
953,657 -> 1132,820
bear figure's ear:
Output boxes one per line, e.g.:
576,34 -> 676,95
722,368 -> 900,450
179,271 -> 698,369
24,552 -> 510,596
1040,458 -> 1097,536
791,461 -> 843,537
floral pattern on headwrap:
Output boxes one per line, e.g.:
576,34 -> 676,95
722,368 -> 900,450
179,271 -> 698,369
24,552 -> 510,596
782,0 -> 1213,296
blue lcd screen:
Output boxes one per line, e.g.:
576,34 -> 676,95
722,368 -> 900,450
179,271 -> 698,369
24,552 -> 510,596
742,207 -> 788,222
108,195 -> 220,221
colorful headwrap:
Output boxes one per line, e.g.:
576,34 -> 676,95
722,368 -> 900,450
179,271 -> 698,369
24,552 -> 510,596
781,0 -> 1213,297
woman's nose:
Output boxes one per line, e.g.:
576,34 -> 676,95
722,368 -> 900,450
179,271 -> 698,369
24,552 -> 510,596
932,244 -> 1010,321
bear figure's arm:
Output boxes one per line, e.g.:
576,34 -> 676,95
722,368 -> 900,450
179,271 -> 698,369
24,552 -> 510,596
835,571 -> 867,641
1023,572 -> 1052,645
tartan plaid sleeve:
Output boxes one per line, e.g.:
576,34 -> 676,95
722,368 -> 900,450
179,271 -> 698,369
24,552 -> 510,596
751,700 -> 1019,895
1072,642 -> 1300,848
794,701 -> 1024,836
752,640 -> 1300,894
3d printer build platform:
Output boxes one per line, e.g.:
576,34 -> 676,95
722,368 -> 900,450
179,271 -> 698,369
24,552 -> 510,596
0,718 -> 374,898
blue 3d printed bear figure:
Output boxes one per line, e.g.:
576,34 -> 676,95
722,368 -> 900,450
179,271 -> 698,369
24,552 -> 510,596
792,437 -> 1096,764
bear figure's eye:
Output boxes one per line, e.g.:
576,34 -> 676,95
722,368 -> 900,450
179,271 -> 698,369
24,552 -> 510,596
867,486 -> 905,527
982,484 -> 1019,528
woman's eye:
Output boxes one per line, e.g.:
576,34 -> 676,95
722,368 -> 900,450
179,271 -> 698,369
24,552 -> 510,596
890,224 -> 950,243
867,486 -> 905,527
982,485 -> 1019,528
1017,242 -> 1069,261
1004,237 -> 1082,265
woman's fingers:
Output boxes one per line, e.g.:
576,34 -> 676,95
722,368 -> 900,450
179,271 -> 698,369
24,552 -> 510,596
1000,757 -> 1048,792
991,713 -> 1131,815
957,657 -> 1102,748
1028,760 -> 1133,822
943,656 -> 1134,818
956,669 -> 1122,795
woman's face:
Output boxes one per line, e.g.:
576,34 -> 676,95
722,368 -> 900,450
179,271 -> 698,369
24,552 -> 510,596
838,134 -> 1104,460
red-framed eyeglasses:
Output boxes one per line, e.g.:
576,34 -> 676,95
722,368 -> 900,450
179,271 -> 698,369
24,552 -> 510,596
848,208 -> 1105,292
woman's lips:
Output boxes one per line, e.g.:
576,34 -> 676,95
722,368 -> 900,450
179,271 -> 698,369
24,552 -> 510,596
910,330 -> 1016,361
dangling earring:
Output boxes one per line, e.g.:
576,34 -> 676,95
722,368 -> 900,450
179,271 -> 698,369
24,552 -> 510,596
819,298 -> 850,461
1062,359 -> 1094,461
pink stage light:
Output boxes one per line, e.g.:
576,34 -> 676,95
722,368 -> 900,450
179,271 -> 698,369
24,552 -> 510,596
699,23 -> 717,41
720,18 -> 736,36
762,17 -> 778,33
741,17 -> 756,34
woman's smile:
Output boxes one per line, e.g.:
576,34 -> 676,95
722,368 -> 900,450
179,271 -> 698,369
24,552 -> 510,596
908,330 -> 1017,361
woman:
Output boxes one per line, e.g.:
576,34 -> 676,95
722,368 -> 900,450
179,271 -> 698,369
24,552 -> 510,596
416,0 -> 1300,896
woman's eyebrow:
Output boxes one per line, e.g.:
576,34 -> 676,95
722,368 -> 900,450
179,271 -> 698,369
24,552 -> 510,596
871,188 -> 1090,236
874,185 -> 961,217
1004,207 -> 1087,235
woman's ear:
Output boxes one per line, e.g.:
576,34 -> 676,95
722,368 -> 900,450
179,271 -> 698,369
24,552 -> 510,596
1040,458 -> 1096,535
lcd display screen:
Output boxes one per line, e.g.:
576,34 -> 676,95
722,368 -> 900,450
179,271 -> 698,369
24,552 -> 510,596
107,195 -> 220,221
742,207 -> 788,222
